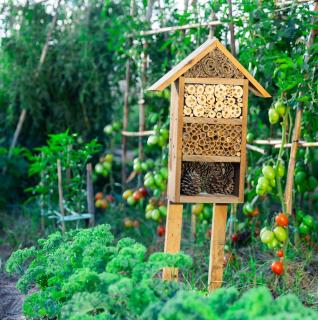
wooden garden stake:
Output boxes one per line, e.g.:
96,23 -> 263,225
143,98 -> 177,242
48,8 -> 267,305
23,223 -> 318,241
163,202 -> 183,280
57,159 -> 66,233
208,204 -> 228,291
149,38 -> 270,289
86,163 -> 95,227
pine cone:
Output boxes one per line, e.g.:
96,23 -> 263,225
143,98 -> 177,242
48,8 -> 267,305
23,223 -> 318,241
181,163 -> 202,195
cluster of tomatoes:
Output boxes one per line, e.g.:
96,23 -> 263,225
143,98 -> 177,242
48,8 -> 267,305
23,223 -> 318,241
133,158 -> 155,174
260,213 -> 288,250
145,198 -> 167,222
143,166 -> 168,196
95,192 -> 115,209
256,164 -> 284,196
122,187 -> 148,206
94,154 -> 113,177
147,124 -> 169,148
260,213 -> 289,276
294,163 -> 318,194
296,210 -> 317,237
268,100 -> 286,125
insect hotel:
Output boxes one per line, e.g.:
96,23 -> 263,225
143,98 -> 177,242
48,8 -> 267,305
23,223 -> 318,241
149,38 -> 270,291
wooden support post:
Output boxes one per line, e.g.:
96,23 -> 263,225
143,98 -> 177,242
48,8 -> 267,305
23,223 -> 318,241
86,163 -> 95,227
57,159 -> 66,233
163,202 -> 183,280
208,204 -> 228,291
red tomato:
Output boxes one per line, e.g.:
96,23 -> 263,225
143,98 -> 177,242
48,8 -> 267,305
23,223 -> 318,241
251,207 -> 260,217
138,187 -> 148,197
100,199 -> 108,209
232,234 -> 238,242
157,225 -> 165,237
95,192 -> 103,201
275,213 -> 289,227
276,250 -> 284,258
133,190 -> 143,201
105,195 -> 115,202
271,261 -> 284,275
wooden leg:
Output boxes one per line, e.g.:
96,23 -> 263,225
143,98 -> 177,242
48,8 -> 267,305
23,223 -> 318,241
162,202 -> 183,281
208,204 -> 228,292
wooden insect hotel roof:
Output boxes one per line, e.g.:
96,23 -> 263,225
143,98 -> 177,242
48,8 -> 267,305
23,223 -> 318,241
148,38 -> 271,98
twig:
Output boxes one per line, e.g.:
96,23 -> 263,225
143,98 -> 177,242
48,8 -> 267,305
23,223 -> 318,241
247,144 -> 267,155
128,21 -> 223,37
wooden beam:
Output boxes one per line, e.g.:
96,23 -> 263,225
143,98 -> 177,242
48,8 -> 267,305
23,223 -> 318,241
122,130 -> 155,137
163,202 -> 183,280
208,204 -> 228,291
129,21 -> 223,37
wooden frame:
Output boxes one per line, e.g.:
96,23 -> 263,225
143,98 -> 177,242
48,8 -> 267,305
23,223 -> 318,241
167,77 -> 248,204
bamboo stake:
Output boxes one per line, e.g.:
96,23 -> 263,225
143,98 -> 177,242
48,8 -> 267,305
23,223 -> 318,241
57,159 -> 66,233
209,10 -> 217,39
285,1 -> 317,215
128,21 -> 222,37
86,163 -> 95,227
121,0 -> 135,187
246,144 -> 267,154
122,130 -> 155,137
275,141 -> 318,148
228,0 -> 236,56
8,0 -> 62,156
138,0 -> 154,160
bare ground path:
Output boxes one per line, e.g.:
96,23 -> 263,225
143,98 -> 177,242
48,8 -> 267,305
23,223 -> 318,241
0,272 -> 25,320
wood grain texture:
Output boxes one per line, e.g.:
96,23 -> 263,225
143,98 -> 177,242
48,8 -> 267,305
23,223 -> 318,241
167,81 -> 179,202
174,77 -> 185,202
163,202 -> 183,280
185,77 -> 245,85
148,38 -> 218,91
179,194 -> 240,204
183,117 -> 242,125
238,80 -> 249,202
208,204 -> 228,291
182,155 -> 240,163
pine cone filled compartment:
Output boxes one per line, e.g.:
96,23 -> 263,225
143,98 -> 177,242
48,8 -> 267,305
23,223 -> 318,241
180,161 -> 239,196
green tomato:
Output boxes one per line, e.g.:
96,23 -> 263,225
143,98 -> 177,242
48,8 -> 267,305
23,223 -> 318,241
144,172 -> 153,180
262,166 -> 275,181
159,205 -> 167,216
133,162 -> 142,173
243,202 -> 254,215
127,195 -> 136,206
260,227 -> 269,236
246,132 -> 255,144
203,206 -> 212,220
145,203 -> 155,212
112,121 -> 121,131
151,209 -> 161,221
95,163 -> 104,174
296,210 -> 305,223
270,178 -> 276,188
299,223 -> 310,235
103,124 -> 113,135
275,161 -> 285,178
273,226 -> 287,243
160,128 -> 169,140
295,171 -> 306,185
103,162 -> 112,171
158,135 -> 167,147
260,230 -> 274,244
154,173 -> 164,187
160,167 -> 168,180
153,188 -> 162,198
303,215 -> 314,228
145,210 -> 152,219
256,184 -> 266,196
141,162 -> 149,172
274,100 -> 286,117
147,135 -> 159,146
268,108 -> 279,124
104,154 -> 113,163
258,176 -> 270,191
144,177 -> 155,188
267,237 -> 279,249
146,159 -> 154,168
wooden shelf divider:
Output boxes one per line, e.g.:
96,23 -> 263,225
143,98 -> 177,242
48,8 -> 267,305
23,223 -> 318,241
183,117 -> 242,125
182,155 -> 240,163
